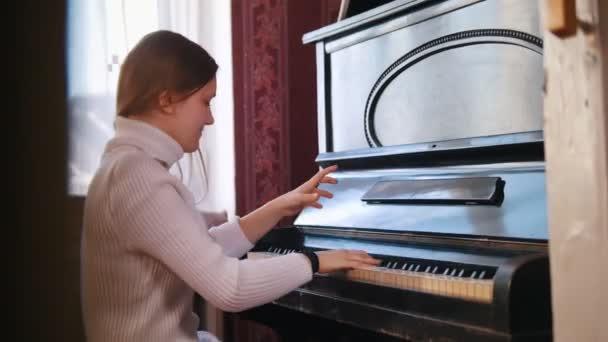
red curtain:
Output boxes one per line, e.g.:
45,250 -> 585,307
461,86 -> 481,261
232,0 -> 341,224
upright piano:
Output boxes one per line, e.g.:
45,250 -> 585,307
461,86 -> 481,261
245,0 -> 552,341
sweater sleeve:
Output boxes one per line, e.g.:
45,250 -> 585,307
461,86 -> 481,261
110,155 -> 313,312
207,219 -> 254,258
197,209 -> 253,258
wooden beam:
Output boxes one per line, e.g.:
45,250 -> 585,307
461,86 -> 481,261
547,0 -> 577,37
542,0 -> 608,341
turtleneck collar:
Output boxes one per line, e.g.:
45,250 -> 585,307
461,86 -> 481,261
106,116 -> 184,168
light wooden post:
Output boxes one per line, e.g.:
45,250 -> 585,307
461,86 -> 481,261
542,0 -> 608,341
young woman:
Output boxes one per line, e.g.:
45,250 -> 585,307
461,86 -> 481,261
80,30 -> 380,342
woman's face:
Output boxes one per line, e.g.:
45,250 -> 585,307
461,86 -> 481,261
170,77 -> 217,153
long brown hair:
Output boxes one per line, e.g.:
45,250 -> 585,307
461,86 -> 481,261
117,30 -> 218,117
117,30 -> 216,202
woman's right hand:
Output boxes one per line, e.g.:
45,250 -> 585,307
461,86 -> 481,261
315,249 -> 381,273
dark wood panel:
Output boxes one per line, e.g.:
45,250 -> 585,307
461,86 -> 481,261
230,0 -> 341,340
16,1 -> 85,341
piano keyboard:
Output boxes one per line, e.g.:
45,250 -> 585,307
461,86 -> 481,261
247,247 -> 495,303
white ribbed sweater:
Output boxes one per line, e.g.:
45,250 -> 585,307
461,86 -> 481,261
81,116 -> 313,342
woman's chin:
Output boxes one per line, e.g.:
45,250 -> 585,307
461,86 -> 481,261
184,134 -> 202,152
184,144 -> 199,153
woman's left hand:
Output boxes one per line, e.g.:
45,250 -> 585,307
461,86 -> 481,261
239,165 -> 338,243
272,164 -> 338,216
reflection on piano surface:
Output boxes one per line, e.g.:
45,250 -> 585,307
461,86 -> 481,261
243,0 -> 552,341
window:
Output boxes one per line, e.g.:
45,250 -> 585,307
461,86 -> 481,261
66,0 -> 160,195
66,0 -> 236,216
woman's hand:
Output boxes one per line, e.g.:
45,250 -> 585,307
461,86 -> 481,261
315,249 -> 381,273
239,165 -> 338,244
271,164 -> 339,217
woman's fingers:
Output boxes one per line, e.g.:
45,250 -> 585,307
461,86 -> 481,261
317,249 -> 380,273
315,188 -> 333,198
349,254 -> 381,266
298,193 -> 322,209
298,165 -> 338,193
346,250 -> 381,265
308,202 -> 322,209
347,249 -> 373,258
314,165 -> 338,184
319,176 -> 337,185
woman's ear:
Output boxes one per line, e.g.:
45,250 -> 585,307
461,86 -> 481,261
158,90 -> 175,115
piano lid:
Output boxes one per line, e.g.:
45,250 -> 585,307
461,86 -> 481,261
303,0 -> 544,154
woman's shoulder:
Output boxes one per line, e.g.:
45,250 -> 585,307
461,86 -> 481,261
106,145 -> 168,178
88,146 -> 180,219
89,145 -> 176,198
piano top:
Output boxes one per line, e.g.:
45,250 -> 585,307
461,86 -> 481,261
303,0 -> 441,44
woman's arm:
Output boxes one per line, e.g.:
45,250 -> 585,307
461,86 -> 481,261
239,165 -> 339,243
111,157 -> 314,312
198,210 -> 253,258
198,165 -> 337,257
112,158 -> 378,312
